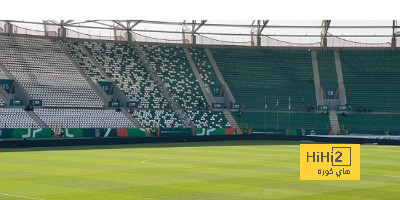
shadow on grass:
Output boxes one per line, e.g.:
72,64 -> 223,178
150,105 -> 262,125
0,140 -> 311,152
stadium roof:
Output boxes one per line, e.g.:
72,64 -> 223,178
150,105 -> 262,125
1,20 -> 399,47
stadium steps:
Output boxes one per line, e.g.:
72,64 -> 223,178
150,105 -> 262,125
204,48 -> 237,104
334,51 -> 347,105
183,47 -> 213,107
25,110 -> 47,128
130,42 -> 193,128
329,111 -> 339,134
311,51 -> 323,106
121,108 -> 143,128
57,41 -> 109,107
223,109 -> 242,134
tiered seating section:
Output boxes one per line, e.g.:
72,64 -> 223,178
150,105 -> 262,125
63,41 -> 107,82
233,111 -> 331,134
317,51 -> 338,96
188,47 -> 221,86
340,50 -> 400,112
2,34 -> 400,135
0,69 -> 7,106
0,108 -> 39,128
34,108 -> 133,128
212,48 -> 315,110
132,110 -> 182,128
84,41 -> 168,109
132,110 -> 229,129
186,110 -> 230,129
140,44 -> 206,109
338,114 -> 400,134
0,35 -> 104,108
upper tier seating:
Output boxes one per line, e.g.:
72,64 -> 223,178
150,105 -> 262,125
0,68 -> 8,79
338,113 -> 400,134
186,110 -> 230,128
84,42 -> 168,109
233,111 -> 331,134
188,47 -> 221,87
34,108 -> 134,128
140,45 -> 206,109
340,50 -> 400,112
63,41 -> 107,83
0,108 -> 39,128
0,36 -> 104,108
317,51 -> 338,93
212,48 -> 315,110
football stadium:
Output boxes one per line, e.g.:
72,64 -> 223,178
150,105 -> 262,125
0,20 -> 399,199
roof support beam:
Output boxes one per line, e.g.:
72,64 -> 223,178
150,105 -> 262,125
321,20 -> 331,49
191,20 -> 207,44
256,20 -> 269,47
112,20 -> 127,29
392,20 -> 397,49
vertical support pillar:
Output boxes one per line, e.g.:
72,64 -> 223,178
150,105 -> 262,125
127,30 -> 132,43
192,34 -> 196,45
391,20 -> 397,50
59,26 -> 67,39
5,21 -> 13,35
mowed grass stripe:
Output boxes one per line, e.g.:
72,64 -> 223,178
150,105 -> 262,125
0,141 -> 399,199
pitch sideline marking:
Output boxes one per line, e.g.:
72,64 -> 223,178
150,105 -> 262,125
142,159 -> 164,167
0,193 -> 46,200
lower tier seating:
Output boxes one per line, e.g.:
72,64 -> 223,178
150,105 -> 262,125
233,111 -> 331,134
34,108 -> 134,128
132,109 -> 230,129
337,113 -> 400,134
0,108 -> 39,128
186,110 -> 230,128
132,110 -> 183,129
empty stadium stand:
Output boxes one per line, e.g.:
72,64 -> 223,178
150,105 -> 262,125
1,32 -> 400,137
84,41 -> 169,109
140,44 -> 206,109
340,50 -> 400,112
34,108 -> 134,128
0,35 -> 104,108
62,41 -> 108,83
186,110 -> 230,129
211,48 -> 316,110
233,111 -> 331,134
0,108 -> 39,128
338,113 -> 400,135
188,47 -> 221,87
132,109 -> 183,129
317,50 -> 338,97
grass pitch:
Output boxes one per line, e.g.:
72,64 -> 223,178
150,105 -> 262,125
0,141 -> 399,200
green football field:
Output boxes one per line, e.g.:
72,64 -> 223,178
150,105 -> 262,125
0,141 -> 399,200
